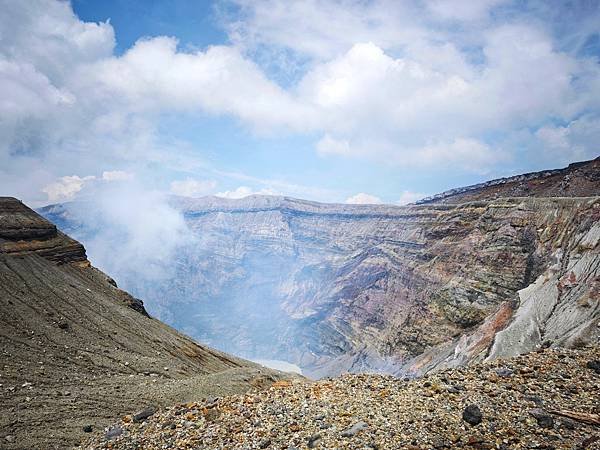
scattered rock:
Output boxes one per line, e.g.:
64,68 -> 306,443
105,426 -> 123,440
258,438 -> 271,448
82,425 -> 93,433
579,435 -> 599,448
205,397 -> 219,408
341,421 -> 368,437
558,418 -> 578,430
4,435 -> 15,443
523,395 -> 544,406
307,433 -> 322,448
494,367 -> 513,377
586,360 -> 600,374
203,407 -> 221,421
132,406 -> 157,423
463,404 -> 483,426
83,347 -> 600,450
529,408 -> 554,428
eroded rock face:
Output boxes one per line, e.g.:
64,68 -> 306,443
41,192 -> 600,378
0,196 -> 86,264
402,199 -> 600,375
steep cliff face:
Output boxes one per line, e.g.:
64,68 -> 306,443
41,188 -> 600,378
174,196 -> 600,378
398,198 -> 600,375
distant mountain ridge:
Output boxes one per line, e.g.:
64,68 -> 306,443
417,156 -> 600,204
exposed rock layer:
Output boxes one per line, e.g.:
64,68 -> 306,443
1,196 -> 86,264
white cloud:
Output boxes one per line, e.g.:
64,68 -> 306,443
426,0 -> 507,21
215,186 -> 279,199
0,0 -> 114,82
536,126 -> 569,150
221,2 -> 600,171
345,193 -> 382,204
417,138 -> 504,172
170,178 -> 217,197
41,170 -> 135,202
300,32 -> 586,168
211,168 -> 339,201
1,0 -> 600,206
316,135 -> 352,156
223,0 -> 425,61
396,191 -> 426,205
42,175 -> 95,202
535,116 -> 600,162
102,170 -> 134,181
80,36 -> 313,132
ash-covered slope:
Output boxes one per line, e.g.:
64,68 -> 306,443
0,198 -> 291,449
39,160 -> 600,380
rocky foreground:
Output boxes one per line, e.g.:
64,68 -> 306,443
86,346 -> 600,450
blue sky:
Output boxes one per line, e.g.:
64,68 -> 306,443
1,0 -> 599,206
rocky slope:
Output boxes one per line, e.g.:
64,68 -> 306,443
85,345 -> 600,449
39,160 -> 600,379
417,157 -> 600,204
0,197 -> 293,449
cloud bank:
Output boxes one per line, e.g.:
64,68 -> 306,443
1,0 -> 599,207
345,193 -> 382,205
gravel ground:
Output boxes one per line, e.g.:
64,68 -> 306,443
84,346 -> 600,449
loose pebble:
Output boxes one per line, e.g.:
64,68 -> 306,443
83,346 -> 600,450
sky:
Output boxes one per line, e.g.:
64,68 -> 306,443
1,0 -> 600,207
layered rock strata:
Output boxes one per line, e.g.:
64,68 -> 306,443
42,192 -> 600,379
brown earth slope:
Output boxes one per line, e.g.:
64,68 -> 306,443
417,157 -> 599,204
0,197 -> 292,449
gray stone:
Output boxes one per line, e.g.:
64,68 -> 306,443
307,433 -> 322,448
529,408 -> 554,429
105,426 -> 123,440
586,360 -> 600,374
341,421 -> 368,437
132,405 -> 157,423
494,367 -> 514,377
462,404 -> 483,426
258,438 -> 271,448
